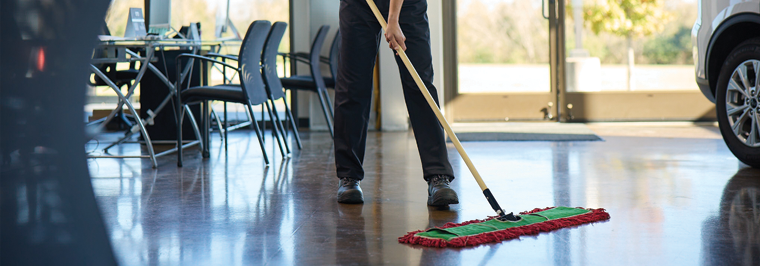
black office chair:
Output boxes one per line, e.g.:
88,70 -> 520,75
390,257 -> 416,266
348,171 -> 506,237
262,22 -> 302,150
89,22 -> 140,129
205,26 -> 296,158
280,25 -> 334,137
175,20 -> 282,166
287,29 -> 340,89
205,22 -> 293,157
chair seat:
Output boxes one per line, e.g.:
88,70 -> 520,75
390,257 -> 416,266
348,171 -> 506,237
93,69 -> 139,86
281,75 -> 335,90
181,84 -> 245,103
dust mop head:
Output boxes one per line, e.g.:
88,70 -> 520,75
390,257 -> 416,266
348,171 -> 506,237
398,206 -> 610,248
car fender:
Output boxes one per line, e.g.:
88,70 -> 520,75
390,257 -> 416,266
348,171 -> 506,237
704,2 -> 760,102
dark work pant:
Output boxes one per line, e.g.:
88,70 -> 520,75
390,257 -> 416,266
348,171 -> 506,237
334,0 -> 454,181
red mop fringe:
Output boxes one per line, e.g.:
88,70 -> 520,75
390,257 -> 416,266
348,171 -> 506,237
398,207 -> 610,248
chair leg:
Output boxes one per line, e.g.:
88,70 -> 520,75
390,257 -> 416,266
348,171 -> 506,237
184,105 -> 204,152
177,101 -> 185,167
202,101 -> 211,158
224,102 -> 228,150
321,88 -> 334,118
315,88 -> 335,137
210,105 -> 224,141
245,103 -> 270,165
261,104 -> 266,137
281,99 -> 302,149
245,104 -> 255,130
270,102 -> 288,152
265,101 -> 290,157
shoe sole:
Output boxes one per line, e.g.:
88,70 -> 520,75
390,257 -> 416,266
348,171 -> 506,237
337,189 -> 364,204
427,188 -> 459,206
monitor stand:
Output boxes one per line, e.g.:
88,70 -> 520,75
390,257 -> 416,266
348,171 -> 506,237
215,17 -> 241,41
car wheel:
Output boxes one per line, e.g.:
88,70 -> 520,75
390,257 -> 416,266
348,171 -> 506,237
717,38 -> 760,168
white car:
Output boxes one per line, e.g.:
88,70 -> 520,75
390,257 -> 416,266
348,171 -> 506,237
694,0 -> 760,167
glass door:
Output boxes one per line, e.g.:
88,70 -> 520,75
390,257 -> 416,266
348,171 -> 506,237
445,0 -> 716,122
450,0 -> 555,122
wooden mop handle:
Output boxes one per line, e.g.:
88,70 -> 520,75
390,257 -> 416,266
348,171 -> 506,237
365,0 -> 488,192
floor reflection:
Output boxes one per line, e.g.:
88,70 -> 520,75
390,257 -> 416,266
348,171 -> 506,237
89,130 -> 756,266
335,205 -> 369,265
702,167 -> 760,266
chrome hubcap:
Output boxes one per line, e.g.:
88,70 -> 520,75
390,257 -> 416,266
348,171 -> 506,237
726,59 -> 760,147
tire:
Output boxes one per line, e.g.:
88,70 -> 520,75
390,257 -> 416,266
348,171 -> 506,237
716,38 -> 760,168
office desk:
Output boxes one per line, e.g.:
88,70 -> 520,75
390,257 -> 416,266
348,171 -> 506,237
88,38 -> 240,167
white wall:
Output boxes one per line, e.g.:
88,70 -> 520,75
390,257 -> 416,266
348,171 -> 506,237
379,0 -> 444,131
290,0 -> 311,124
290,0 -> 338,132
308,0 -> 339,131
429,1 -> 445,116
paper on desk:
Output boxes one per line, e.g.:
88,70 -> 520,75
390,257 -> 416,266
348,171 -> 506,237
98,35 -> 128,41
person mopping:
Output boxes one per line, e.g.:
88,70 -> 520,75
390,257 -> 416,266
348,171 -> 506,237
334,0 -> 458,206
333,0 -> 610,247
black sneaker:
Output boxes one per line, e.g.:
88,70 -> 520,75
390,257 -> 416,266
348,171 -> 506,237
337,177 -> 364,204
427,175 -> 459,206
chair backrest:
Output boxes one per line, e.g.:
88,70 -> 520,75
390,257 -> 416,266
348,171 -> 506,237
328,30 -> 340,79
238,20 -> 271,105
309,25 -> 330,90
261,22 -> 288,100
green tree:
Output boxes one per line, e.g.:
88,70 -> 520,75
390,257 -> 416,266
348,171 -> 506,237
643,26 -> 691,64
584,0 -> 672,90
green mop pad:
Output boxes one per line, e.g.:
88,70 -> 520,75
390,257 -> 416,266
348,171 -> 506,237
398,207 -> 610,247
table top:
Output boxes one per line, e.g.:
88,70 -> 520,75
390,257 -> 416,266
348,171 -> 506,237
97,35 -> 242,47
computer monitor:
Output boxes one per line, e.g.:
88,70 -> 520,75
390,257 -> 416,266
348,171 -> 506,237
146,0 -> 171,35
124,7 -> 147,38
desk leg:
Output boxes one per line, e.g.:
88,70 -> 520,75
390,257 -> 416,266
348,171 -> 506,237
91,65 -> 158,168
122,94 -> 157,168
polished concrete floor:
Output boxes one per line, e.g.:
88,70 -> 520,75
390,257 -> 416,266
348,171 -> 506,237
88,123 -> 760,266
